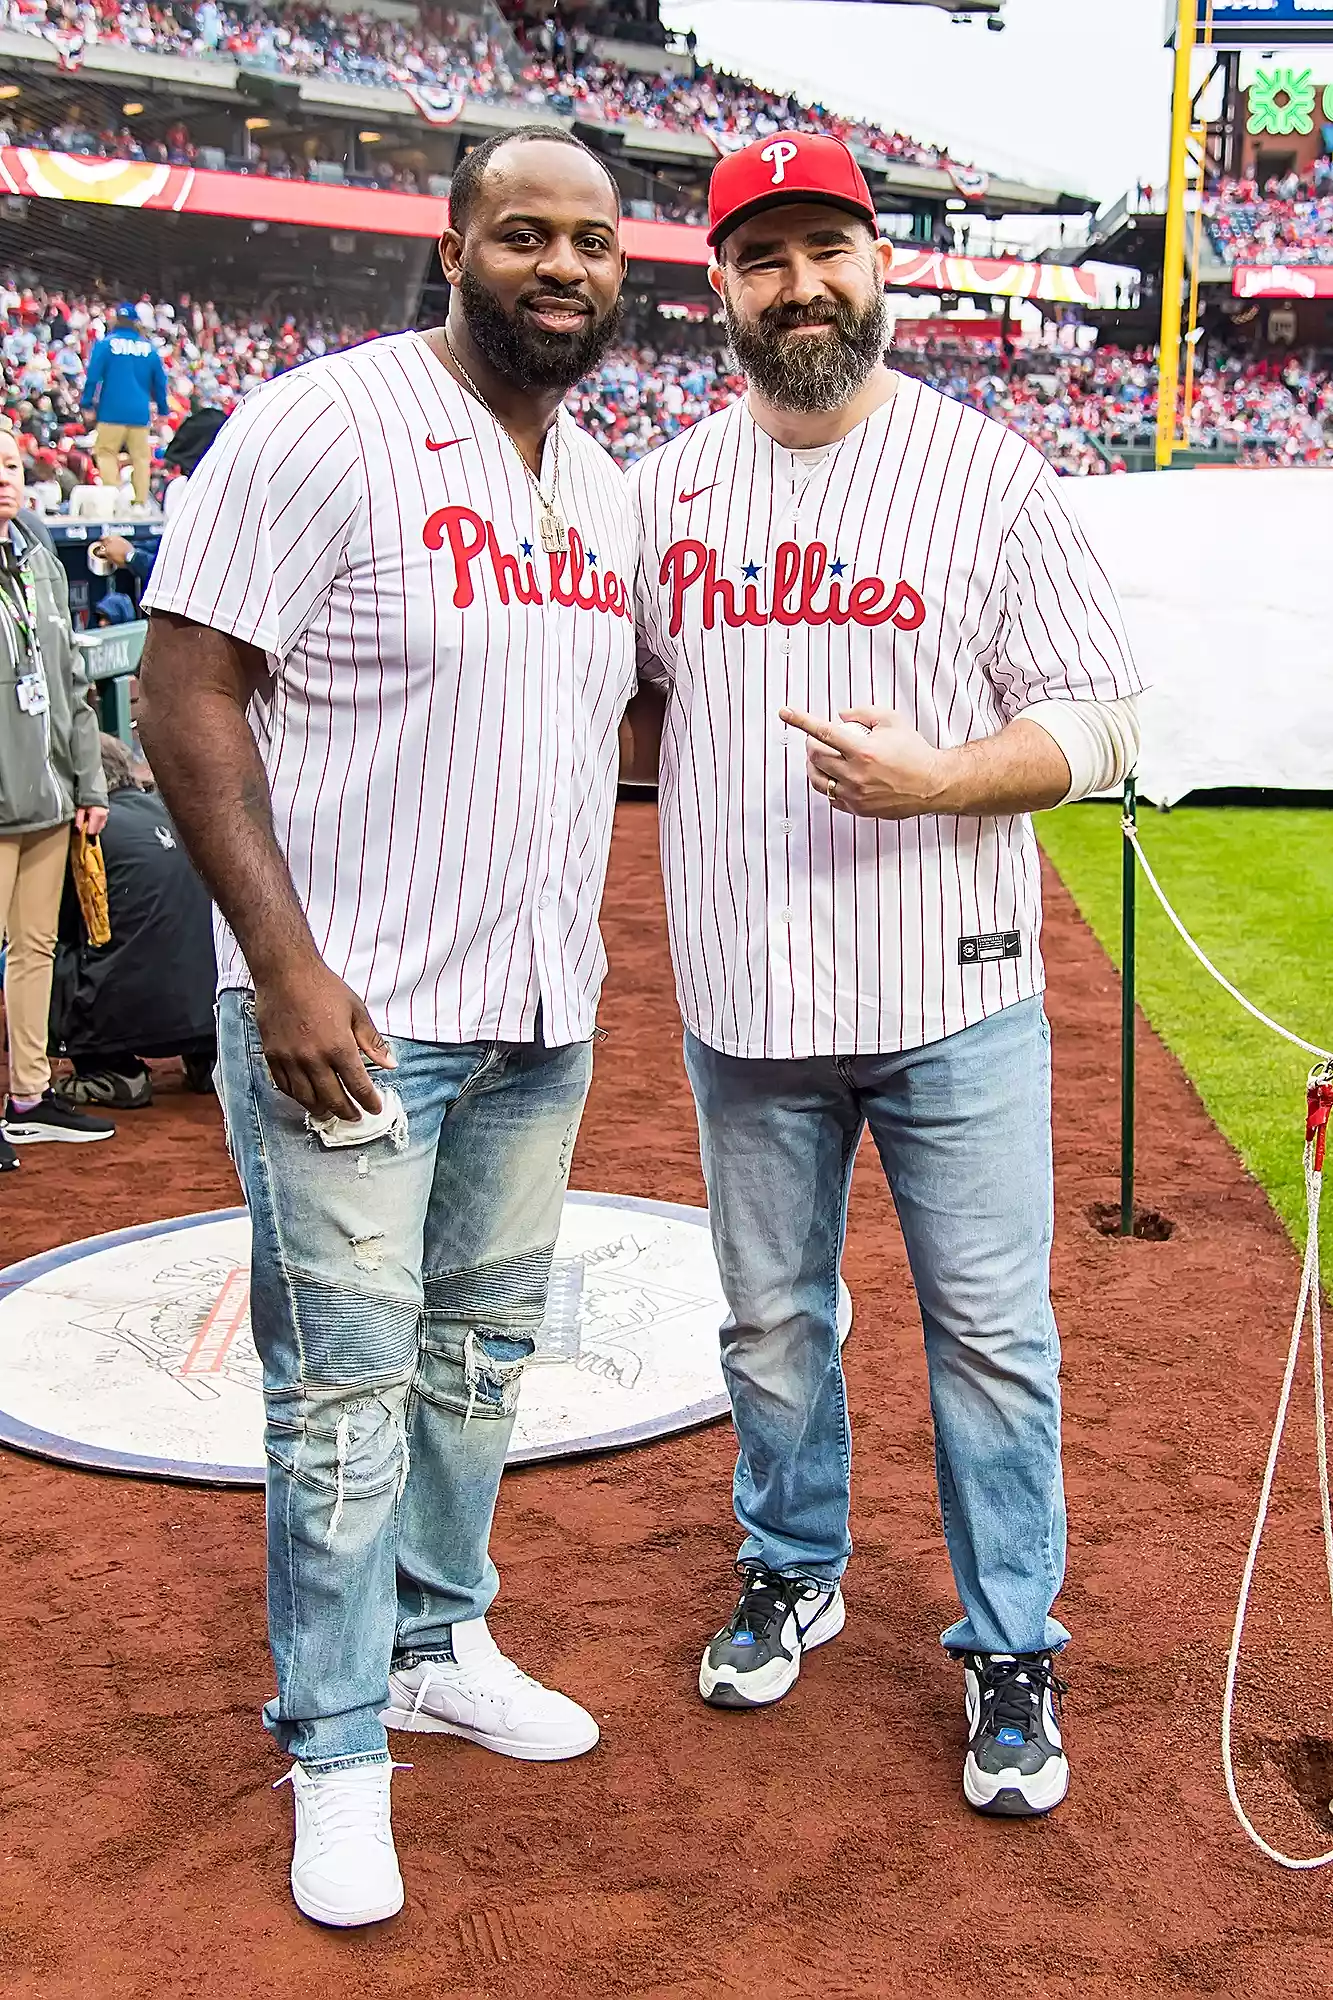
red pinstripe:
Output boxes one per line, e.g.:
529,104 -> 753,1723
145,331 -> 636,1046
628,375 -> 1141,1060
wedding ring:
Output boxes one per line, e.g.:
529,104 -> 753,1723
827,777 -> 838,803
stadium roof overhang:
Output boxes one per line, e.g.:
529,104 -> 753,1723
0,146 -> 1099,304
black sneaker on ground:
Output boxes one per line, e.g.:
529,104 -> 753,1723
181,1052 -> 216,1095
55,1067 -> 153,1111
957,1650 -> 1069,1818
0,1130 -> 18,1172
4,1091 -> 116,1145
699,1564 -> 845,1710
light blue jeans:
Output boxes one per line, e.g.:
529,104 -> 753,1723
684,997 -> 1069,1658
215,991 -> 592,1771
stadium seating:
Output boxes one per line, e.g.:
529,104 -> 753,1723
1205,169 -> 1333,269
4,280 -> 1332,489
1,0 -> 982,173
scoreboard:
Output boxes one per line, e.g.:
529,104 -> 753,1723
1168,0 -> 1333,44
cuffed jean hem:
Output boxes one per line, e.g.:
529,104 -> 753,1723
291,1748 -> 393,1776
263,1693 -> 391,1770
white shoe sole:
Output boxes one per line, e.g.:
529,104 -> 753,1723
963,1749 -> 1070,1817
3,1120 -> 114,1144
379,1688 -> 599,1762
291,1873 -> 405,1928
699,1588 -> 846,1709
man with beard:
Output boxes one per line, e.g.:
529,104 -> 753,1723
627,134 -> 1141,1819
137,128 -> 635,1925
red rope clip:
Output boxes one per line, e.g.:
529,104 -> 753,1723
1308,1076 -> 1333,1173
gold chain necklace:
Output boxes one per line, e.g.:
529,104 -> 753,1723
442,331 -> 568,554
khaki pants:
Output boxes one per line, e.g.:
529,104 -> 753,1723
94,422 -> 152,506
0,824 -> 70,1102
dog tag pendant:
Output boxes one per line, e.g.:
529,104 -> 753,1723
538,505 -> 567,554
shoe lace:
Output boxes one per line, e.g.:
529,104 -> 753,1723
274,1761 -> 411,1845
725,1564 -> 817,1645
979,1653 -> 1068,1740
410,1651 -> 539,1723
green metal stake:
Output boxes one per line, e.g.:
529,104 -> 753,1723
1121,776 -> 1137,1237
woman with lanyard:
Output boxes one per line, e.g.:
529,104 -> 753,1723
0,418 -> 114,1172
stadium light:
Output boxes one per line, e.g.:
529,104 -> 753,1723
122,102 -> 144,117
0,85 -> 20,100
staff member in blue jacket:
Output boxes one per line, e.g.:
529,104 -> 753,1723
79,307 -> 169,507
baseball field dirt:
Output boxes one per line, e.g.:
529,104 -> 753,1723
2,800 -> 1331,1998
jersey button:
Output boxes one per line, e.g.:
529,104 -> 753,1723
538,891 -> 554,912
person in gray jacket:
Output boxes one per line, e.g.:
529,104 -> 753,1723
0,420 -> 115,1171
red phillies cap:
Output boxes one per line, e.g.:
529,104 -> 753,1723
707,132 -> 877,249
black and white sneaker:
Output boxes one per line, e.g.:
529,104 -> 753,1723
56,1067 -> 153,1111
0,1130 -> 18,1172
4,1091 -> 115,1144
958,1650 -> 1069,1818
699,1564 -> 845,1710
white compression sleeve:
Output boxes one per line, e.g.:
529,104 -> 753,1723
1020,695 -> 1141,804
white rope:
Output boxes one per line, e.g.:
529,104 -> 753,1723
1219,1103 -> 1333,1870
1120,816 -> 1333,1865
1122,821 -> 1333,1061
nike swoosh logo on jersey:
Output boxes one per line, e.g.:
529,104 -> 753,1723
677,483 -> 718,505
426,435 -> 468,451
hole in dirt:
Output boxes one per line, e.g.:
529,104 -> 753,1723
1087,1203 -> 1175,1241
1236,1735 -> 1333,1833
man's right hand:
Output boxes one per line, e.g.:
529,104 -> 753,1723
253,961 -> 396,1123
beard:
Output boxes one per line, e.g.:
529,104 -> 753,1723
723,288 -> 889,413
458,267 -> 624,393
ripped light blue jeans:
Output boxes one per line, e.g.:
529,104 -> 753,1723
684,997 -> 1069,1659
215,990 -> 592,1771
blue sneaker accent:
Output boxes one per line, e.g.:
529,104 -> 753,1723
996,1727 -> 1025,1747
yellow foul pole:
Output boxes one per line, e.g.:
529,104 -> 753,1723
1157,0 -> 1198,469
1182,2 -> 1216,449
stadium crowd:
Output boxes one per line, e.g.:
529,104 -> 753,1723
0,106 -> 431,187
1,0 -> 981,173
4,279 -> 1332,495
1205,162 -> 1333,268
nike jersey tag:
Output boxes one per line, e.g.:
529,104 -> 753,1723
958,931 -> 1022,965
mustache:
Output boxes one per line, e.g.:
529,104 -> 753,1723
518,284 -> 596,320
761,301 -> 857,335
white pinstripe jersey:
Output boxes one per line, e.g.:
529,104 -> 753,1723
144,330 -> 637,1048
628,375 -> 1141,1060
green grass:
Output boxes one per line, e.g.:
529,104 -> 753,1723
1036,802 -> 1333,1264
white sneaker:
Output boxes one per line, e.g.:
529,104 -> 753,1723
276,1760 -> 405,1927
381,1616 -> 599,1762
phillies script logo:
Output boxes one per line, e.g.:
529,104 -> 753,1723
423,505 -> 632,620
661,539 -> 927,636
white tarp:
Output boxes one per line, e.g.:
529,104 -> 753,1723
1065,469 -> 1333,807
